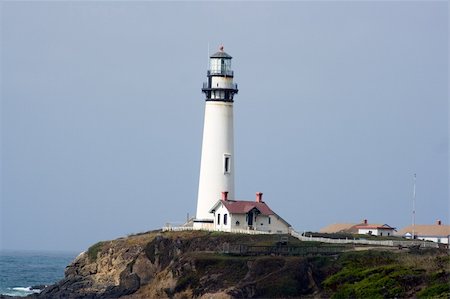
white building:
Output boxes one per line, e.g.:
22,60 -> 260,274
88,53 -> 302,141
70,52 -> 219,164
355,220 -> 396,237
397,220 -> 450,245
194,46 -> 238,229
209,192 -> 291,234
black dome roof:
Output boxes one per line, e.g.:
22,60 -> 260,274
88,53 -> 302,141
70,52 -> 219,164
210,50 -> 232,59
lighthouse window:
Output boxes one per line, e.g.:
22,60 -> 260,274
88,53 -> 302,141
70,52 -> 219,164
210,58 -> 221,74
224,154 -> 231,173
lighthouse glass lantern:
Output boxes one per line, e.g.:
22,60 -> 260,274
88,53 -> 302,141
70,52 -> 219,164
202,46 -> 238,102
209,57 -> 232,75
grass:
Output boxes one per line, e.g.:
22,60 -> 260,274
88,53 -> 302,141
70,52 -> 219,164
417,283 -> 450,298
324,265 -> 425,298
322,250 -> 450,299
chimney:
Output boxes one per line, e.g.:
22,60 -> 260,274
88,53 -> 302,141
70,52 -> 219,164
437,220 -> 442,226
256,192 -> 263,203
364,219 -> 368,225
221,191 -> 228,201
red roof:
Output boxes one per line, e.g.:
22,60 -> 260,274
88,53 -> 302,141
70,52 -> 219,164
217,200 -> 274,215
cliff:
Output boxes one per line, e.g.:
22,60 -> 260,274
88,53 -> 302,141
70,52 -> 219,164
7,230 -> 450,298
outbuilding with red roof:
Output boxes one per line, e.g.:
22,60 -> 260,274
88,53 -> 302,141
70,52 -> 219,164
355,219 -> 396,237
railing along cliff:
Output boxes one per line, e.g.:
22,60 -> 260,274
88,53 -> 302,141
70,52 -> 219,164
290,230 -> 439,248
162,225 -> 270,235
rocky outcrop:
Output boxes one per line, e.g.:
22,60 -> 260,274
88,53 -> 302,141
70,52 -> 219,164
15,230 -> 448,299
30,231 -> 331,298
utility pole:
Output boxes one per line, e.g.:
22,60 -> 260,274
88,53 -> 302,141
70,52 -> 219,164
412,173 -> 416,239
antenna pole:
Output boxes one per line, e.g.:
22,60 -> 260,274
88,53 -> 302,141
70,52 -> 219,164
207,42 -> 210,68
412,173 -> 416,239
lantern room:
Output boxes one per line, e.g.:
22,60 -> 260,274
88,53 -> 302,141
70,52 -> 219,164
209,50 -> 232,76
202,45 -> 238,102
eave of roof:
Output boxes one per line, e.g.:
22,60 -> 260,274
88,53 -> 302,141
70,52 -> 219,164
221,200 -> 274,215
355,224 -> 395,230
210,51 -> 232,59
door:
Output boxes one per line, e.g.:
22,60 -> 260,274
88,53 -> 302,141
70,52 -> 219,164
247,211 -> 253,226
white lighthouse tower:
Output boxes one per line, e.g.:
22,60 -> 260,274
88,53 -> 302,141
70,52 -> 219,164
194,46 -> 239,229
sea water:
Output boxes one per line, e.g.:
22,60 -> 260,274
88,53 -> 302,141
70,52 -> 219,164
0,251 -> 77,297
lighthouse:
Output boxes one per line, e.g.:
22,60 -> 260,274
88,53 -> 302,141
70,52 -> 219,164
194,46 -> 239,229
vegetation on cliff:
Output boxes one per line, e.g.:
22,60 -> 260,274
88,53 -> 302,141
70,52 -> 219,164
323,250 -> 449,298
26,230 -> 449,298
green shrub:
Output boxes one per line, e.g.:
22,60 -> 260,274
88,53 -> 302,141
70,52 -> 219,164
324,263 -> 424,299
418,283 -> 450,298
87,241 -> 105,262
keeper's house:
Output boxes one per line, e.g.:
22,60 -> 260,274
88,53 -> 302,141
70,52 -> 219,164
320,219 -> 395,237
397,220 -> 450,245
209,192 -> 291,234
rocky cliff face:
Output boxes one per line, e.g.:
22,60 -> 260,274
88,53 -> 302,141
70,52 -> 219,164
31,231 -> 332,298
10,230 -> 448,299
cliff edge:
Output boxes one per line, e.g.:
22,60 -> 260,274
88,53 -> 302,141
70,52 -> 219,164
5,230 -> 448,298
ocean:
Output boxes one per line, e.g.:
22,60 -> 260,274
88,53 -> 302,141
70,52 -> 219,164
0,251 -> 78,297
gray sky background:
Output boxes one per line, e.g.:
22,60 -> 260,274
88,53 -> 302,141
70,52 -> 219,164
1,1 -> 448,252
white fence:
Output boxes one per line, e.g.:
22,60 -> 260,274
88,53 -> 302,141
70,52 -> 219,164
290,230 -> 439,248
162,225 -> 271,235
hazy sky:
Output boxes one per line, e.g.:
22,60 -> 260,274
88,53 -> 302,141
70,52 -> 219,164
1,1 -> 448,252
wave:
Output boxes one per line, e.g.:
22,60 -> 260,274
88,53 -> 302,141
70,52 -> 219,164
0,286 -> 42,297
13,286 -> 41,292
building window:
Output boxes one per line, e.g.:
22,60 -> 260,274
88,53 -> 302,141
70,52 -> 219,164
224,154 -> 231,174
224,214 -> 228,225
236,221 -> 240,226
217,214 -> 220,225
268,217 -> 271,225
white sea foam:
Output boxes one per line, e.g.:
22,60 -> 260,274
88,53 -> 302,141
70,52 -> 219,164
12,287 -> 32,291
77,251 -> 86,258
7,286 -> 42,295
